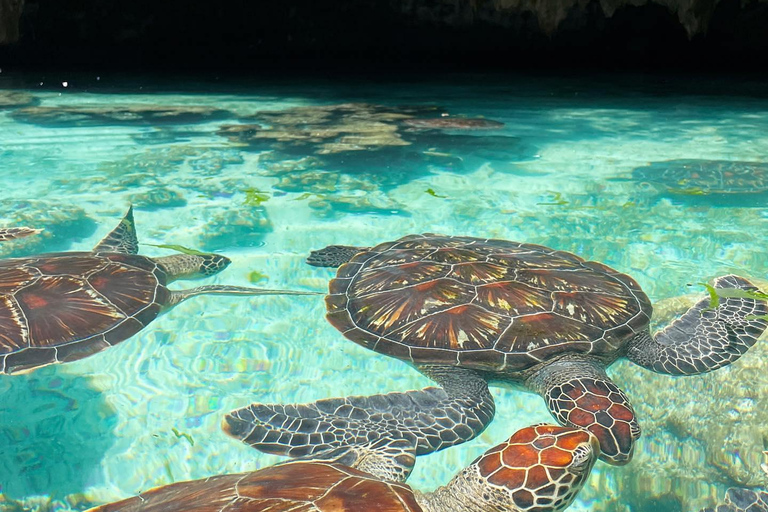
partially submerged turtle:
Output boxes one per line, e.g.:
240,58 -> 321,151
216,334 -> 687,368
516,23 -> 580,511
632,159 -> 768,195
0,207 -> 314,374
403,117 -> 505,130
225,234 -> 768,468
88,424 -> 599,512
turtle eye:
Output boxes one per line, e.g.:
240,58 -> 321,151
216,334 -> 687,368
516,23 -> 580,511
570,444 -> 593,473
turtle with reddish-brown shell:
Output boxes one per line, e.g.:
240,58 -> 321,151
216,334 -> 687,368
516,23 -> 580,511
88,424 -> 599,512
225,234 -> 767,470
0,207 -> 315,374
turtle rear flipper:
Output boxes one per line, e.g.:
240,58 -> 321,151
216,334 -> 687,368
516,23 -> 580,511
306,245 -> 368,268
93,206 -> 139,254
224,366 -> 495,466
628,275 -> 768,375
0,227 -> 41,242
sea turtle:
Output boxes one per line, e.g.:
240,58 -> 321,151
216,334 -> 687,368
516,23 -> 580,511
0,207 -> 315,374
632,159 -> 768,195
699,488 -> 768,512
699,453 -> 768,512
224,234 -> 768,468
0,226 -> 41,242
88,423 -> 599,512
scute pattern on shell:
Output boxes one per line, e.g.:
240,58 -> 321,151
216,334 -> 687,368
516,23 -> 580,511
326,234 -> 651,371
0,251 -> 169,373
90,461 -> 423,512
471,424 -> 597,512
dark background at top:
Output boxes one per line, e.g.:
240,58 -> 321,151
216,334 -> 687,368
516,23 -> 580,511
1,0 -> 767,73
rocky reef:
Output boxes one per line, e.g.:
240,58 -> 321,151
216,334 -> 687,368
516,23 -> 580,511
579,282 -> 768,512
11,105 -> 232,127
0,201 -> 96,258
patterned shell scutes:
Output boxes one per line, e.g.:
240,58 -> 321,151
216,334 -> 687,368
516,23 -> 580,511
472,424 -> 596,511
89,461 -> 422,512
326,234 -> 651,372
0,252 -> 169,374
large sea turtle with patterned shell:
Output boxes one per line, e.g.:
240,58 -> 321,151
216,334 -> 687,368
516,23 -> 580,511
88,423 -> 599,512
0,207 -> 315,374
225,234 -> 768,470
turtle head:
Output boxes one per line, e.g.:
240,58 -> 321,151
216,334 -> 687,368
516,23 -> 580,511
155,253 -> 231,281
197,254 -> 231,277
446,424 -> 599,512
543,375 -> 640,465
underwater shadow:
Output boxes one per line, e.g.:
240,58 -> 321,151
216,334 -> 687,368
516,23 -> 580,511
0,366 -> 117,498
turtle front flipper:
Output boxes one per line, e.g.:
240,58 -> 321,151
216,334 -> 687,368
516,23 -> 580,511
93,206 -> 139,254
699,487 -> 768,512
526,358 -> 640,465
224,366 -> 495,467
291,436 -> 418,483
628,274 -> 768,375
0,227 -> 41,242
306,245 -> 369,268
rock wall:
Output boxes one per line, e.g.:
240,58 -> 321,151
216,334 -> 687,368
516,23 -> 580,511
1,0 -> 767,67
0,0 -> 23,44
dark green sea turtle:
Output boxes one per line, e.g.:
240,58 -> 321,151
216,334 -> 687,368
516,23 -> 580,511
88,424 -> 599,512
632,159 -> 768,195
0,207 -> 315,374
225,234 -> 767,469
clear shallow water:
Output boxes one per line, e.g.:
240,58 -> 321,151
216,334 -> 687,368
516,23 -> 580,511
0,72 -> 766,512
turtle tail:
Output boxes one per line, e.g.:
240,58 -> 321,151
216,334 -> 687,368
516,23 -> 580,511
306,245 -> 368,268
627,275 -> 768,375
223,367 -> 495,463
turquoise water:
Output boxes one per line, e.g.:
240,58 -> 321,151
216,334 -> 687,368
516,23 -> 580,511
0,72 -> 767,511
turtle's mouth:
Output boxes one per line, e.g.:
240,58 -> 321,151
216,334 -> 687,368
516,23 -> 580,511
221,413 -> 252,441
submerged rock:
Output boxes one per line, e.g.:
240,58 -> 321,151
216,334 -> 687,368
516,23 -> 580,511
217,102 -> 424,155
130,187 -> 188,211
11,105 -> 233,126
0,91 -> 36,108
0,201 -> 96,258
197,205 -> 273,251
597,279 -> 768,511
402,117 -> 505,130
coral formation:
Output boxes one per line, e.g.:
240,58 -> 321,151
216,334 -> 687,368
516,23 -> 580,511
0,91 -> 36,108
0,201 -> 96,258
130,187 -> 188,211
